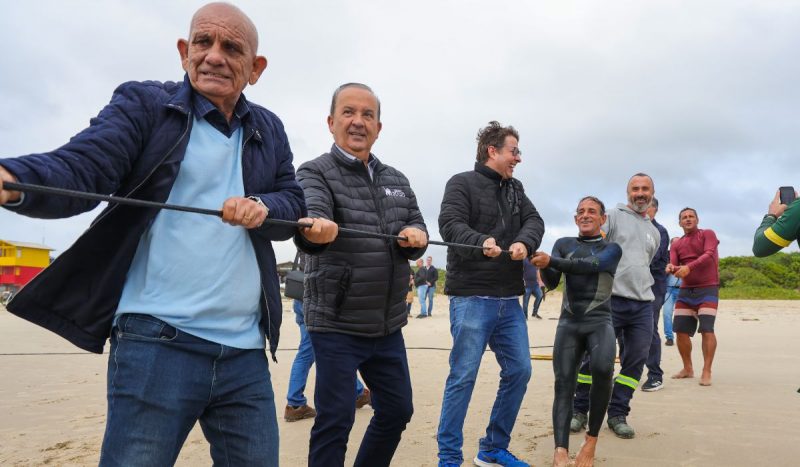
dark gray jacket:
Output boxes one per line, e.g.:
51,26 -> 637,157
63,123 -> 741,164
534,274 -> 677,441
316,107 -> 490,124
439,163 -> 544,297
294,146 -> 427,336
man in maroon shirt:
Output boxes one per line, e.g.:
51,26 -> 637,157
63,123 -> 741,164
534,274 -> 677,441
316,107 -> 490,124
666,208 -> 720,386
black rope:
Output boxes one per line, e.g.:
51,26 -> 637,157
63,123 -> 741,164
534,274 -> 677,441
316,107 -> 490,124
4,181 -> 510,253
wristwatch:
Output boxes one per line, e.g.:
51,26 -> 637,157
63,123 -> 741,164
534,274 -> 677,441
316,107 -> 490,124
247,196 -> 269,218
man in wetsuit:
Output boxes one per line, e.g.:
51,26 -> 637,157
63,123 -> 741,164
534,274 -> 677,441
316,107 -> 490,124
570,173 -> 660,439
533,196 -> 622,467
667,208 -> 720,387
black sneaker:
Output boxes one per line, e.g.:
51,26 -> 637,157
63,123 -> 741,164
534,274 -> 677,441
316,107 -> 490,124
665,338 -> 674,346
642,378 -> 664,392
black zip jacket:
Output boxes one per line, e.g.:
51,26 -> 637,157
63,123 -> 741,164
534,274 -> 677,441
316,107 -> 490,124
439,163 -> 545,297
294,146 -> 427,336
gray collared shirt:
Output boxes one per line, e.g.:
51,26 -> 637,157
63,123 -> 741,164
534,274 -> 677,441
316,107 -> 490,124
335,144 -> 378,180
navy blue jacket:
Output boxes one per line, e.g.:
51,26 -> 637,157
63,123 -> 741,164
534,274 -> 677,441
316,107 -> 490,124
0,76 -> 306,358
649,219 -> 670,296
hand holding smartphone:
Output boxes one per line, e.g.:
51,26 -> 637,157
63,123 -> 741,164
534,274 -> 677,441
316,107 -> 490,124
779,186 -> 796,205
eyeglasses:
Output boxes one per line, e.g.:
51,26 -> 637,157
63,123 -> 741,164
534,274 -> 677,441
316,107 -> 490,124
493,145 -> 521,157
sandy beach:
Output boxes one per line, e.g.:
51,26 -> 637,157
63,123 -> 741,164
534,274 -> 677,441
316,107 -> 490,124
1,294 -> 799,466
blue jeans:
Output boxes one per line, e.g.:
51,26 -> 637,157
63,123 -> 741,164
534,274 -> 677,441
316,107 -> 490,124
309,330 -> 413,467
522,284 -> 543,316
437,297 -> 532,464
417,284 -> 429,316
100,313 -> 278,466
662,288 -> 679,340
426,285 -> 436,315
287,300 -> 364,406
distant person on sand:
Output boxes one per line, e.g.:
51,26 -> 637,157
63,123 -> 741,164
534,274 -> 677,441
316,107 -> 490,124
0,4 -> 305,465
414,258 -> 430,318
667,208 -> 720,386
523,256 -> 545,319
423,256 -> 439,315
533,196 -> 621,467
662,239 -> 683,346
642,198 -> 670,393
436,121 -> 544,467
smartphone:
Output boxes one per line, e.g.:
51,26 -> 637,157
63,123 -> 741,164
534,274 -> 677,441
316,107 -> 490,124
779,186 -> 796,205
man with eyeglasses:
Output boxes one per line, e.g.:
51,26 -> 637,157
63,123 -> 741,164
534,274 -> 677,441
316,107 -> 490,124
436,121 -> 545,467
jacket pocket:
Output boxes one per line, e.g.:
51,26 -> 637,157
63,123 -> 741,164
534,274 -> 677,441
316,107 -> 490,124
334,265 -> 352,312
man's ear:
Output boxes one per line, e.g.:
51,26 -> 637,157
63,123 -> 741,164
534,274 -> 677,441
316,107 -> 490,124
249,56 -> 268,85
177,39 -> 190,72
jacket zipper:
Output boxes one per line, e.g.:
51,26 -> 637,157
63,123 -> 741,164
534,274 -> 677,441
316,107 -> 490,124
95,107 -> 192,224
365,166 -> 393,336
242,129 -> 274,359
19,109 -> 193,317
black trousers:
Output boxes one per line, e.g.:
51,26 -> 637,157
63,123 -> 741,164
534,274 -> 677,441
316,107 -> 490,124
308,329 -> 413,467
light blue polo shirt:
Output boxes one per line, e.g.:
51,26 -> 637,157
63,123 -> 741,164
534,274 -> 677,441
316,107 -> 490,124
116,116 -> 263,349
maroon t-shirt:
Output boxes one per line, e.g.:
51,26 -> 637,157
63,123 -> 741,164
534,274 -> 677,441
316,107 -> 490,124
670,228 -> 720,288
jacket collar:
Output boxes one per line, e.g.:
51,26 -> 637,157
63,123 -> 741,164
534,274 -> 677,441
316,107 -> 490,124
330,144 -> 382,172
165,75 -> 263,144
164,74 -> 195,114
474,161 -> 505,183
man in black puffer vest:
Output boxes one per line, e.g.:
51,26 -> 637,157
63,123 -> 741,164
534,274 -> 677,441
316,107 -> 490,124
294,83 -> 428,467
436,121 -> 544,467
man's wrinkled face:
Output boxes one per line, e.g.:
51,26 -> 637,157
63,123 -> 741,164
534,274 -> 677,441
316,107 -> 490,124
178,6 -> 265,111
486,136 -> 521,180
574,199 -> 606,237
627,176 -> 654,214
679,209 -> 698,232
328,87 -> 382,159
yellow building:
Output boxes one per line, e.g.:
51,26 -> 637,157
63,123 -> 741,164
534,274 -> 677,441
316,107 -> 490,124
0,240 -> 53,293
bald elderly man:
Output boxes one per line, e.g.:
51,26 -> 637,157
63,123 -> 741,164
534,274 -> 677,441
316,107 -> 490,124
0,3 -> 304,465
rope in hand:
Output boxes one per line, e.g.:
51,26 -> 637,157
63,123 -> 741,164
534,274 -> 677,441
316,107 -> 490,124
3,182 -> 513,254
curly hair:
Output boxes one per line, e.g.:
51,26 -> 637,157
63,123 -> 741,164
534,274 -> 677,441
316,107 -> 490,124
476,121 -> 519,163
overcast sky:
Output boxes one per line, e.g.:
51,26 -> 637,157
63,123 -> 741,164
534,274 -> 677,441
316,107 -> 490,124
2,0 -> 799,264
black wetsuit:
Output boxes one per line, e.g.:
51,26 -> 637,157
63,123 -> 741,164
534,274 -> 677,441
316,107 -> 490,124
541,235 -> 622,448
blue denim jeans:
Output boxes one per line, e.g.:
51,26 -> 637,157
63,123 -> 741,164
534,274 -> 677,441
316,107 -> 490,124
100,313 -> 278,466
309,330 -> 413,467
437,296 -> 532,464
287,300 -> 364,407
522,284 -> 543,316
662,287 -> 679,340
426,285 -> 436,315
417,284 -> 429,316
